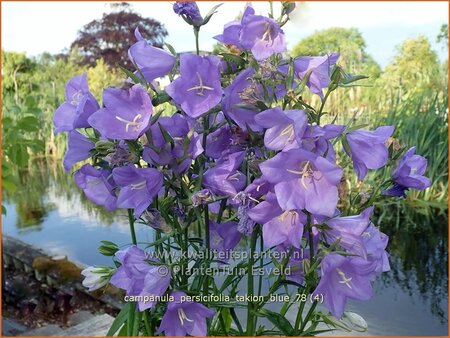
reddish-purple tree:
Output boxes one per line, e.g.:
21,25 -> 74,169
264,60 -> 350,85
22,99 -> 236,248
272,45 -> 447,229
71,3 -> 168,68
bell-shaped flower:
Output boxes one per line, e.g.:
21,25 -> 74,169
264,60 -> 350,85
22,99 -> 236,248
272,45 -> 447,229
384,147 -> 431,197
63,130 -> 94,172
112,164 -> 163,217
88,84 -> 153,140
166,53 -> 222,118
293,53 -> 339,99
312,253 -> 376,319
142,113 -> 203,174
209,220 -> 242,258
128,28 -> 176,83
255,107 -> 308,150
110,246 -> 171,311
260,149 -> 342,217
301,124 -> 345,162
53,73 -> 99,133
361,224 -> 390,274
203,151 -> 246,198
157,291 -> 215,336
81,266 -> 112,292
248,192 -> 306,248
74,164 -> 117,212
346,126 -> 394,181
240,14 -> 286,61
214,4 -> 255,49
325,207 -> 374,258
222,67 -> 264,132
173,2 -> 203,26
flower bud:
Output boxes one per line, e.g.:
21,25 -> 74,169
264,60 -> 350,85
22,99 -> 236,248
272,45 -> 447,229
81,266 -> 113,291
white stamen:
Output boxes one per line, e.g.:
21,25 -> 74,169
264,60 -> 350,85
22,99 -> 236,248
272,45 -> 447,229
336,268 -> 353,289
178,308 -> 194,326
187,72 -> 214,96
71,90 -> 83,105
131,181 -> 146,190
115,114 -> 143,133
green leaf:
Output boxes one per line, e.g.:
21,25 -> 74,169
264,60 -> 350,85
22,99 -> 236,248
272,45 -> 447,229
118,64 -> 145,86
164,42 -> 177,56
256,309 -> 295,335
106,302 -> 131,336
17,116 -> 39,132
202,3 -> 223,25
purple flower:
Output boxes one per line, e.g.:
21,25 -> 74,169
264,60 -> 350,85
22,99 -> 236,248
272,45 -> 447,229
63,130 -> 94,172
88,84 -> 153,140
222,67 -> 264,132
248,192 -> 306,248
192,189 -> 215,207
173,2 -> 203,25
104,142 -> 137,168
384,147 -> 431,197
206,124 -> 233,159
346,126 -> 395,180
325,207 -> 374,258
293,54 -> 339,99
74,164 -> 117,212
142,113 -> 203,174
240,14 -> 286,61
203,151 -> 246,198
166,53 -> 222,118
255,107 -> 308,150
129,28 -> 176,83
232,192 -> 257,236
312,253 -> 376,318
361,224 -> 390,274
214,5 -> 255,49
301,124 -> 345,162
210,220 -> 242,254
53,73 -> 99,133
260,149 -> 343,217
157,291 -> 215,336
110,246 -> 171,311
112,164 -> 163,217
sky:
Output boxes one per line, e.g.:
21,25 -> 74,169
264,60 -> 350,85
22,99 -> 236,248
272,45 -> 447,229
2,1 -> 448,68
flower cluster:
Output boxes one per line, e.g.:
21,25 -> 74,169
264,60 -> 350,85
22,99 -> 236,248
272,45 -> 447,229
56,2 -> 432,336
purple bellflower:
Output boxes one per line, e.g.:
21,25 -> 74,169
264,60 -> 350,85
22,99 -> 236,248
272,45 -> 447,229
110,246 -> 171,311
361,224 -> 390,274
209,220 -> 242,255
166,53 -> 222,118
63,130 -> 94,172
214,5 -> 255,49
142,113 -> 203,175
88,84 -> 153,140
293,53 -> 339,99
74,164 -> 117,212
128,28 -> 176,83
112,164 -> 163,218
301,124 -> 345,162
203,151 -> 246,198
173,2 -> 203,26
260,149 -> 343,217
255,107 -> 308,150
346,126 -> 395,181
312,253 -> 376,319
239,13 -> 286,61
248,192 -> 306,248
325,207 -> 374,258
157,291 -> 215,336
53,73 -> 99,133
222,67 -> 264,132
384,147 -> 431,197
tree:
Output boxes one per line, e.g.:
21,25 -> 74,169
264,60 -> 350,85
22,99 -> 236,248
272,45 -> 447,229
437,24 -> 448,48
70,2 -> 168,68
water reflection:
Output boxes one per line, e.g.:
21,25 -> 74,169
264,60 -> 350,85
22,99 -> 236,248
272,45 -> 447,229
1,159 -> 448,334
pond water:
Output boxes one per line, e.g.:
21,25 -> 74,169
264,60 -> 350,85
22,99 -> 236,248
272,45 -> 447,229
2,160 -> 448,336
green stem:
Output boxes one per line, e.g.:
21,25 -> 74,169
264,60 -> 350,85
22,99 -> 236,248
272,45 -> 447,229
143,310 -> 152,336
194,26 -> 200,55
299,300 -> 318,333
127,209 -> 137,245
246,229 -> 258,336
